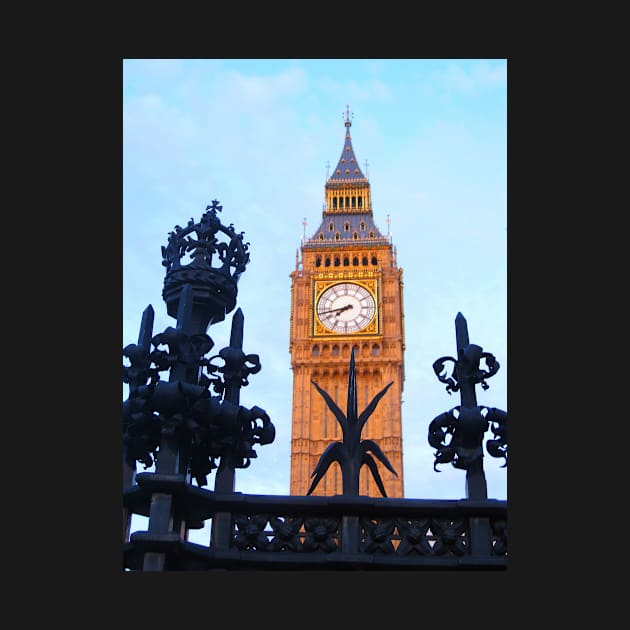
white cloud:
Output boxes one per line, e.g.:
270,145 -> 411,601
221,65 -> 308,107
439,59 -> 507,93
318,76 -> 392,104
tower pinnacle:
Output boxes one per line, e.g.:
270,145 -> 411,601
344,104 -> 353,127
328,105 -> 366,183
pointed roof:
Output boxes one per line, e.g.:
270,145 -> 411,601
303,108 -> 389,248
304,212 -> 389,246
327,105 -> 368,183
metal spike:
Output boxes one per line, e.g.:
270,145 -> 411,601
455,312 -> 469,352
230,308 -> 244,350
138,305 -> 154,350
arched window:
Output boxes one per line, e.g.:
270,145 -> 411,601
334,232 -> 340,241
315,257 -> 321,267
371,256 -> 378,265
332,345 -> 339,357
371,344 -> 380,356
358,197 -> 362,208
344,221 -> 350,232
313,345 -> 320,357
345,196 -> 350,207
362,256 -> 368,266
352,256 -> 359,266
351,196 -> 356,208
328,222 -> 334,232
343,257 -> 349,266
318,233 -> 324,240
360,221 -> 366,231
333,198 -> 337,209
334,257 -> 340,266
325,257 -> 331,267
369,231 -> 375,238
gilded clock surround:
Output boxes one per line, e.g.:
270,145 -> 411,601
289,109 -> 405,498
313,276 -> 379,336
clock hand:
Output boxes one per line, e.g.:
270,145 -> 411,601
318,304 -> 353,315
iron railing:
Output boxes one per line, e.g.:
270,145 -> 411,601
123,201 -> 507,571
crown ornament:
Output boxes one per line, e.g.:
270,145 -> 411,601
161,199 -> 250,327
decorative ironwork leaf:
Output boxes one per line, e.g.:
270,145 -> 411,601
361,454 -> 388,498
355,381 -> 394,440
311,379 -> 348,438
307,442 -> 346,495
360,439 -> 398,476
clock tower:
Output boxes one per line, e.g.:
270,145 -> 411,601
289,108 -> 405,497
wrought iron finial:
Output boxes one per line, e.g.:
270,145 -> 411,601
432,313 -> 500,399
124,202 -> 274,489
123,303 -> 274,486
308,349 -> 397,497
161,200 -> 247,277
206,309 -> 261,398
161,200 -> 251,327
206,199 -> 223,213
428,313 -> 507,499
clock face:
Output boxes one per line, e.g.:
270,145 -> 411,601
316,282 -> 376,333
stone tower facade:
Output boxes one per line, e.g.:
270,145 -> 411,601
289,108 -> 405,497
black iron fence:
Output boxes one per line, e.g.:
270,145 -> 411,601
124,483 -> 506,570
123,201 -> 507,571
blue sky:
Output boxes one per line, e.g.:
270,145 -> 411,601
123,59 -> 507,542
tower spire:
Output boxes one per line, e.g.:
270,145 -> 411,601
328,105 -> 366,183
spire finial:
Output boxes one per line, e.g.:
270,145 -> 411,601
344,104 -> 352,127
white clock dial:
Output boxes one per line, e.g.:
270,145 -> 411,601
316,282 -> 376,333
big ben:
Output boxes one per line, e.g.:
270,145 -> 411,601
289,107 -> 405,498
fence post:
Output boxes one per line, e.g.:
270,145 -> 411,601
211,308 -> 245,551
123,305 -> 154,543
141,285 -> 195,571
429,312 -> 507,561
